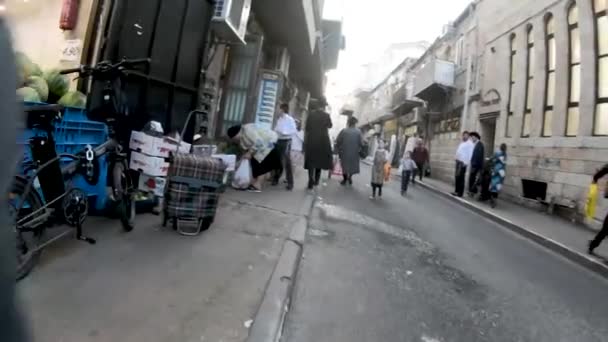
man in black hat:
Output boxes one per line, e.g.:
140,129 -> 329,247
468,132 -> 485,197
304,97 -> 333,189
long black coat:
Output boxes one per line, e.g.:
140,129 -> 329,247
304,110 -> 333,170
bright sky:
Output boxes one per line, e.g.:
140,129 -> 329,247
323,0 -> 472,96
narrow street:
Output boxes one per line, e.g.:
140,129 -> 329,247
283,165 -> 608,342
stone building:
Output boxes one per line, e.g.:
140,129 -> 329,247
413,0 -> 608,227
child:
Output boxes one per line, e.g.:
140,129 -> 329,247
400,152 -> 417,196
370,140 -> 388,200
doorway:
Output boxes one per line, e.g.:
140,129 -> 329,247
479,116 -> 497,157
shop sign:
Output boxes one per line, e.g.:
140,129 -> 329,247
254,71 -> 281,130
60,39 -> 82,62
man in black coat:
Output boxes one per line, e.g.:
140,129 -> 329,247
468,132 -> 485,196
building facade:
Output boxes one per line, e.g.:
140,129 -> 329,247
403,0 -> 608,227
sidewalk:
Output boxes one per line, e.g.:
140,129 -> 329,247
392,168 -> 608,277
18,171 -> 313,342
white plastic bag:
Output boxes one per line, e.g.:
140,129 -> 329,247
232,159 -> 252,189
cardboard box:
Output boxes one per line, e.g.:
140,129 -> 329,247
138,174 -> 167,197
129,151 -> 170,176
212,154 -> 237,172
193,144 -> 218,157
129,131 -> 192,158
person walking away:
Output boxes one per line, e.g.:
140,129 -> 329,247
400,152 -> 417,196
227,124 -> 279,192
468,132 -> 485,197
489,143 -> 507,208
291,119 -> 304,167
304,97 -> 333,189
452,131 -> 473,197
273,103 -> 297,190
370,140 -> 388,200
588,164 -> 608,254
336,116 -> 363,186
411,140 -> 429,184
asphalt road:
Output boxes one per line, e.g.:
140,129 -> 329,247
282,166 -> 608,342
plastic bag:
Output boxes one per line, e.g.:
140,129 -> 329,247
232,159 -> 252,189
332,159 -> 343,176
384,162 -> 391,182
585,183 -> 599,220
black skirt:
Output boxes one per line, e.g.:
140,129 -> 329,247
251,146 -> 281,178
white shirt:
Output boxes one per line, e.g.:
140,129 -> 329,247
455,140 -> 474,165
404,137 -> 420,153
274,113 -> 297,140
292,130 -> 304,152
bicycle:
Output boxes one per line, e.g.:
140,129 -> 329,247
10,58 -> 150,280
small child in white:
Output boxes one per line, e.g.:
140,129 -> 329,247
400,152 -> 417,196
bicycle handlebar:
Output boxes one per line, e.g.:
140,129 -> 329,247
59,58 -> 151,76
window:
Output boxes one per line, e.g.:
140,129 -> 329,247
454,37 -> 465,66
523,27 -> 534,137
543,15 -> 556,136
594,0 -> 608,134
566,4 -> 581,136
507,34 -> 517,137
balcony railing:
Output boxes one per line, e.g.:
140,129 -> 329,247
413,59 -> 455,100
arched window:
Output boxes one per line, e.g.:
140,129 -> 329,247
522,26 -> 534,137
543,14 -> 556,136
594,0 -> 608,134
506,34 -> 517,137
566,3 -> 580,136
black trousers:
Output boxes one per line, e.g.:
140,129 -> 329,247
454,161 -> 467,196
414,162 -> 424,182
590,213 -> 608,250
308,168 -> 322,187
273,139 -> 293,186
372,183 -> 383,197
401,170 -> 412,193
469,167 -> 481,194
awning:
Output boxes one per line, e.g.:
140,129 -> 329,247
391,99 -> 424,114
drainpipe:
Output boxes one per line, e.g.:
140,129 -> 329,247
460,4 -> 476,133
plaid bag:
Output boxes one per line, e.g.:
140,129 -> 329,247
165,154 -> 226,220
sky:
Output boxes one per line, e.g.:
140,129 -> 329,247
322,0 -> 472,97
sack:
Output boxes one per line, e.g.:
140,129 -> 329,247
384,162 -> 391,182
585,183 -> 599,220
232,159 -> 252,189
332,159 -> 343,176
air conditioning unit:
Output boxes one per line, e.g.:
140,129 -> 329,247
211,0 -> 251,45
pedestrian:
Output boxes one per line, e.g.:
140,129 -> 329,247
336,116 -> 363,186
588,164 -> 608,254
404,133 -> 420,155
273,103 -> 297,190
411,140 -> 429,184
468,132 -> 485,197
487,143 -> 507,208
400,152 -> 417,196
452,131 -> 473,197
290,119 -> 304,167
304,97 -> 333,190
227,124 -> 280,192
370,139 -> 388,200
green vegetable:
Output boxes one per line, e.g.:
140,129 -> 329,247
15,52 -> 42,85
17,87 -> 41,102
24,76 -> 49,102
58,91 -> 87,109
43,69 -> 69,100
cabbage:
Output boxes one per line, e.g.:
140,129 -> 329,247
58,91 -> 87,109
43,69 -> 70,99
25,76 -> 49,102
17,87 -> 41,102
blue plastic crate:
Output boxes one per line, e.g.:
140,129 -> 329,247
18,102 -> 111,212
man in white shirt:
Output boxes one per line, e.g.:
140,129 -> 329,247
452,131 -> 473,197
290,119 -> 304,166
273,103 -> 297,190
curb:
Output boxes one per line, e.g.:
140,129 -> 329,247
417,181 -> 608,279
246,193 -> 313,342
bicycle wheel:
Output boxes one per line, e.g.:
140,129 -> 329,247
9,177 -> 46,281
112,161 -> 135,232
